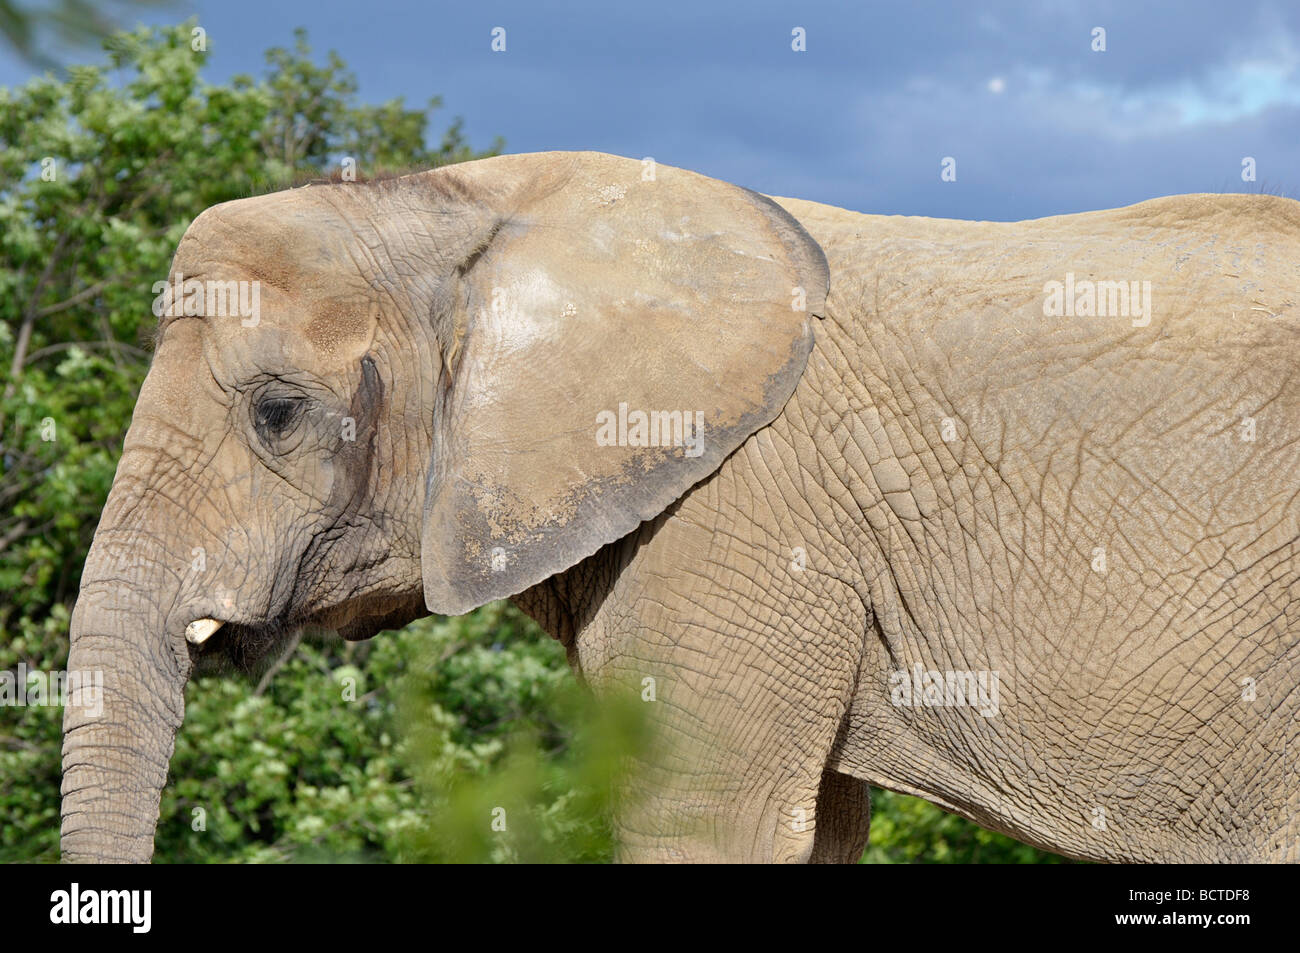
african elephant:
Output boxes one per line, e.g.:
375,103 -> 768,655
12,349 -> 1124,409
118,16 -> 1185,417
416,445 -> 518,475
61,151 -> 1300,863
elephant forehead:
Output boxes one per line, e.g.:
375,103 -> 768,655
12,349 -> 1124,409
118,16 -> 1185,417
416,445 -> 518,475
164,194 -> 382,369
156,272 -> 379,374
178,190 -> 366,273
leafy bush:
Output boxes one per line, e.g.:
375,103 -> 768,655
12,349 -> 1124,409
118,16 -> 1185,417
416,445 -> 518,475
158,603 -> 645,864
863,789 -> 1068,864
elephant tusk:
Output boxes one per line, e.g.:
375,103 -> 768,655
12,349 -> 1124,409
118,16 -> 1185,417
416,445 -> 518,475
185,618 -> 225,645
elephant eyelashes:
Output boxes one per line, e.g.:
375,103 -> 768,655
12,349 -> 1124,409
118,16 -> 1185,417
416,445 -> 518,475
253,395 -> 306,441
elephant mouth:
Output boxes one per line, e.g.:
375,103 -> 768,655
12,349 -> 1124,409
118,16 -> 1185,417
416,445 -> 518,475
188,616 -> 308,674
184,591 -> 426,673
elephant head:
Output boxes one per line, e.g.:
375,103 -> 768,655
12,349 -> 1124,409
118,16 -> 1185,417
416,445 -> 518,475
60,151 -> 828,861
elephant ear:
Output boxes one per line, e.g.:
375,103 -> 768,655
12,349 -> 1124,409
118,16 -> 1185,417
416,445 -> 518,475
414,152 -> 827,615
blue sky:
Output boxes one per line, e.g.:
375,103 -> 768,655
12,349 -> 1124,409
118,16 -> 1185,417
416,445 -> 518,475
5,0 -> 1299,220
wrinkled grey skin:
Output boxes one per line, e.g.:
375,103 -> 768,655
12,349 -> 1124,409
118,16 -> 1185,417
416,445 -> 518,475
62,152 -> 1300,863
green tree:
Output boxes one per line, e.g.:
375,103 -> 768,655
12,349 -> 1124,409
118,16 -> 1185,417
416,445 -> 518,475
157,604 -> 646,864
863,789 -> 1071,864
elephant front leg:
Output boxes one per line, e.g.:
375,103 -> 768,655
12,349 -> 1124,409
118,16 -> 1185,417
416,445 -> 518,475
809,769 -> 871,863
579,533 -> 870,862
606,636 -> 868,863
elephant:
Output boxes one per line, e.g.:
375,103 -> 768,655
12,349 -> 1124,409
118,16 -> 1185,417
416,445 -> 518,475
60,151 -> 1300,863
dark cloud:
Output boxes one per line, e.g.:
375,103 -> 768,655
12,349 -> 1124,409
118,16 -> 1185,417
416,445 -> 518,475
3,0 -> 1295,218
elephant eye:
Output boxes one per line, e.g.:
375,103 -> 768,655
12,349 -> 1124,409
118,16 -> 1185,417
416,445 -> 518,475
253,396 -> 306,441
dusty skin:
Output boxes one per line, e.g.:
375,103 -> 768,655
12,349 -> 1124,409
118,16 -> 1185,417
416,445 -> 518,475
61,152 -> 1300,863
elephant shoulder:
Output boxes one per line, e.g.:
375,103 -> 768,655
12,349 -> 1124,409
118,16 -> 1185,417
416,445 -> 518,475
766,196 -> 924,281
1066,192 -> 1300,243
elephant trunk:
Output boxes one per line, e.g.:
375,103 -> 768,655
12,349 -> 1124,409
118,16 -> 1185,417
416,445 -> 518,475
60,537 -> 189,863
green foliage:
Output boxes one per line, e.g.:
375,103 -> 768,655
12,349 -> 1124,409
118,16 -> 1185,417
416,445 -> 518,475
391,604 -> 651,863
0,22 -> 1060,864
863,788 -> 1068,864
154,603 -> 644,864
